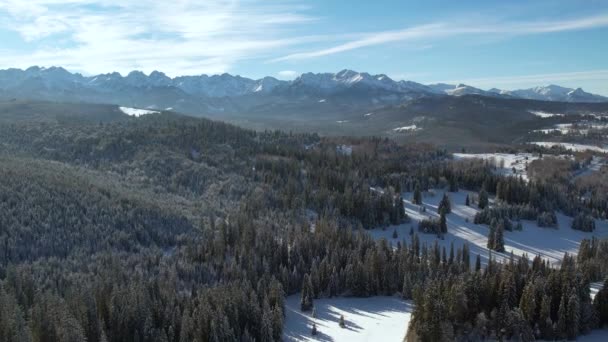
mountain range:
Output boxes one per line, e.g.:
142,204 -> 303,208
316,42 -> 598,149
0,67 -> 606,108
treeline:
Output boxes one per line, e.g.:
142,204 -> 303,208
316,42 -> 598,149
408,237 -> 608,341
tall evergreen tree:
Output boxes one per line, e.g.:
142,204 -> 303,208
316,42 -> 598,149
413,183 -> 422,205
478,190 -> 489,209
439,212 -> 448,234
494,223 -> 505,253
301,274 -> 314,312
438,193 -> 451,214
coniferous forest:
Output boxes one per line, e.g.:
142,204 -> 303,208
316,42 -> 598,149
1,108 -> 608,341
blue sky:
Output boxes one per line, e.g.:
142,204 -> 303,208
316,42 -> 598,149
0,0 -> 607,94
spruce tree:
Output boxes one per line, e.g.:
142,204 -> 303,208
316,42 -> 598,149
438,193 -> 451,214
566,291 -> 580,339
487,225 -> 496,250
439,212 -> 448,234
520,282 -> 536,324
539,294 -> 553,339
478,190 -> 489,209
413,183 -> 422,205
402,274 -> 413,300
301,274 -> 314,311
556,293 -> 568,340
465,194 -> 470,206
494,223 -> 505,252
595,280 -> 608,326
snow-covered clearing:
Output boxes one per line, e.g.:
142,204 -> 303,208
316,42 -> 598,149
393,125 -> 420,132
367,189 -> 608,267
119,106 -> 159,117
533,123 -> 608,135
530,142 -> 608,153
529,110 -> 565,118
283,294 -> 413,342
453,153 -> 542,181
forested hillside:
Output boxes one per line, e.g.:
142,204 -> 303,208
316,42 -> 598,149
1,102 -> 608,341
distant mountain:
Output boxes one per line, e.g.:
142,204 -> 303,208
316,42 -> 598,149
497,85 -> 608,103
428,82 -> 608,103
429,83 -> 498,97
0,67 -> 606,120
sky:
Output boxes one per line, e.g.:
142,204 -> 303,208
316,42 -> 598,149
0,0 -> 607,94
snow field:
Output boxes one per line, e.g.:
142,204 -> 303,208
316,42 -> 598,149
119,106 -> 159,117
283,295 -> 413,342
453,153 -> 541,181
368,189 -> 608,267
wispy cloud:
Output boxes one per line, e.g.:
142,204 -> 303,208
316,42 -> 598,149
273,14 -> 608,62
0,0 -> 317,75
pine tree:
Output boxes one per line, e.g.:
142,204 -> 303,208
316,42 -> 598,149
595,279 -> 608,326
392,228 -> 398,239
402,274 -> 413,299
438,193 -> 451,214
260,300 -> 274,342
478,190 -> 489,209
494,223 -> 505,252
566,291 -> 580,339
439,212 -> 448,234
311,322 -> 317,336
487,225 -> 496,250
539,294 -> 553,339
475,254 -> 481,272
520,282 -> 537,324
413,183 -> 422,205
556,293 -> 568,339
339,314 -> 346,328
465,194 -> 470,206
449,177 -> 458,192
301,274 -> 313,311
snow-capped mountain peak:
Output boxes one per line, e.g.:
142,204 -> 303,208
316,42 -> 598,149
0,66 -> 605,103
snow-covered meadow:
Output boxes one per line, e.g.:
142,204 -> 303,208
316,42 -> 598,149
529,110 -> 565,118
283,295 -> 413,342
368,189 -> 608,266
453,153 -> 541,181
392,125 -> 420,132
119,106 -> 159,117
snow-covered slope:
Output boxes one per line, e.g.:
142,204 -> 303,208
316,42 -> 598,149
288,69 -> 431,95
119,106 -> 159,117
502,85 -> 608,103
428,83 -> 497,97
283,295 -> 413,342
368,189 -> 608,266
